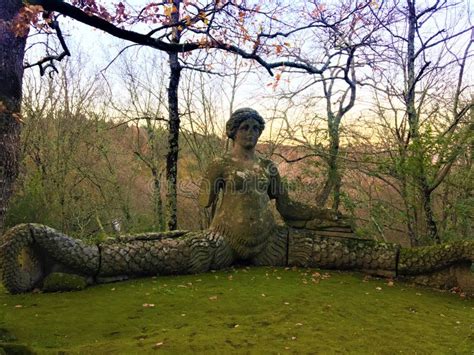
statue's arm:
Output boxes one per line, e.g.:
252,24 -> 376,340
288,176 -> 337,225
267,161 -> 338,222
198,158 -> 224,208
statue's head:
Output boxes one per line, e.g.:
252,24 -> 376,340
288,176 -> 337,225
226,108 -> 265,140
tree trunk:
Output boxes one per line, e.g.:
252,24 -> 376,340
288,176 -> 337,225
401,176 -> 417,246
405,0 -> 439,244
165,0 -> 182,231
317,118 -> 341,211
166,53 -> 181,230
406,0 -> 418,138
152,167 -> 165,231
422,183 -> 439,244
0,0 -> 27,234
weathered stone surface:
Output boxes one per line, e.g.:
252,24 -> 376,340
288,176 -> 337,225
398,240 -> 474,275
1,219 -> 472,295
31,224 -> 99,275
289,229 -> 400,277
0,224 -> 42,294
399,262 -> 473,293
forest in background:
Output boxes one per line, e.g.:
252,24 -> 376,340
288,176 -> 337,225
1,0 -> 473,247
5,54 -> 473,248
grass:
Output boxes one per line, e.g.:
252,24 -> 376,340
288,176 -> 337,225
1,267 -> 473,354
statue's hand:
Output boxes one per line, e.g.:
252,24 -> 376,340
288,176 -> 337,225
311,207 -> 342,221
303,209 -> 355,233
284,219 -> 308,229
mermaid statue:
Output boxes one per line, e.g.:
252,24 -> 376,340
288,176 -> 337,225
1,108 -> 472,294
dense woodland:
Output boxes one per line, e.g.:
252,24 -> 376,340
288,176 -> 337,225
1,0 -> 473,247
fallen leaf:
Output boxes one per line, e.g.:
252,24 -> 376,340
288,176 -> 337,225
387,281 -> 394,287
153,342 -> 164,348
375,287 -> 382,291
261,294 -> 266,297
14,305 -> 23,308
208,296 -> 218,301
142,303 -> 155,308
234,324 -> 239,328
295,323 -> 303,326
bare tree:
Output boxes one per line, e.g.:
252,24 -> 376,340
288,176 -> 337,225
0,0 -> 28,233
360,0 -> 474,244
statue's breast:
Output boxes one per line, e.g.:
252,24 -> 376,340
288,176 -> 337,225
223,161 -> 270,194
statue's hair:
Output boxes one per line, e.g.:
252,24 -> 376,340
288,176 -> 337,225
226,108 -> 265,139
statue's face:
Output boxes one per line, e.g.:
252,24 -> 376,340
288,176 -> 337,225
234,118 -> 262,149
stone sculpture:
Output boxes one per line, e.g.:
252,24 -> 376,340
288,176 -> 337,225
1,108 -> 473,294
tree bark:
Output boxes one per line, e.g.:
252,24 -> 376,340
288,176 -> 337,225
165,0 -> 182,230
317,116 -> 341,211
0,0 -> 27,234
151,167 -> 165,231
166,52 -> 181,230
405,0 -> 439,243
422,183 -> 439,244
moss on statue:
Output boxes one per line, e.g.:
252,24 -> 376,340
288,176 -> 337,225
42,272 -> 88,292
398,240 -> 474,275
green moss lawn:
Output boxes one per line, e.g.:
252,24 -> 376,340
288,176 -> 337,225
1,267 -> 473,354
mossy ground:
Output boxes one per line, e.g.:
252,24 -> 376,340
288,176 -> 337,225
1,267 -> 473,354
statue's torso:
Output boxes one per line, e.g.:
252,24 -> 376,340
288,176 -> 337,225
210,156 -> 276,259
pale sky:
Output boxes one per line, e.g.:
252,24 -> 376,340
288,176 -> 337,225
24,0 -> 474,143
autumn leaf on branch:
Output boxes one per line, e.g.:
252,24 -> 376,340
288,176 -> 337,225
11,5 -> 44,37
